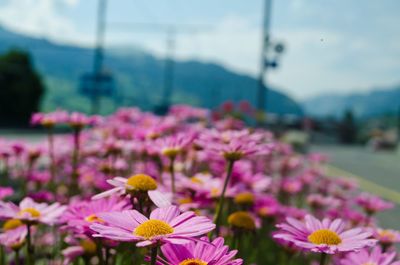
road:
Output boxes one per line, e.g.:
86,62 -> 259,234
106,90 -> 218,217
311,144 -> 400,230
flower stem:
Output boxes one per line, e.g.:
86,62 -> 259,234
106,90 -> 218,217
169,156 -> 176,195
213,160 -> 235,236
71,128 -> 81,195
96,240 -> 105,265
26,223 -> 34,265
0,246 -> 5,265
150,246 -> 158,265
319,253 -> 327,265
14,250 -> 19,265
47,127 -> 56,185
105,247 -> 110,265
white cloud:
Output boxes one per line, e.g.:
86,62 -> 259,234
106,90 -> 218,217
107,13 -> 400,100
107,15 -> 262,75
0,0 -> 90,45
63,0 -> 79,7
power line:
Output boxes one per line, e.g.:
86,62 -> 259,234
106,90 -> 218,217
91,0 -> 107,114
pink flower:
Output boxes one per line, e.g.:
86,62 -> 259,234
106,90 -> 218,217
0,219 -> 27,250
67,112 -> 101,129
62,196 -> 130,235
356,193 -> 394,215
168,104 -> 209,121
340,246 -> 400,265
373,228 -> 400,246
158,237 -> 242,265
196,129 -> 271,161
152,133 -> 193,158
274,215 -> 376,254
281,178 -> 303,194
90,205 -> 215,247
31,110 -> 68,127
0,197 -> 66,225
92,174 -> 171,208
62,236 -> 97,265
0,186 -> 13,200
254,195 -> 280,218
307,194 -> 341,210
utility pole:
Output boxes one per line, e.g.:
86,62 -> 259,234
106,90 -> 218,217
397,105 -> 400,144
257,0 -> 272,117
91,0 -> 107,114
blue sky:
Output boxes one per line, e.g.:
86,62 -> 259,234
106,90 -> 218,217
0,0 -> 399,100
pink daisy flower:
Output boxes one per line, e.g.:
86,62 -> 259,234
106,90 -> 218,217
0,197 -> 66,225
158,236 -> 242,265
340,246 -> 400,265
0,186 -> 13,200
153,133 -> 193,158
67,112 -> 101,129
92,174 -> 171,208
356,193 -> 394,215
274,215 -> 376,254
62,196 -> 130,234
62,236 -> 98,265
31,110 -> 68,127
90,205 -> 215,247
196,129 -> 270,162
0,219 -> 27,250
373,228 -> 400,246
168,104 -> 209,121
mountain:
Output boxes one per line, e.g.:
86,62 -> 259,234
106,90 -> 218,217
303,86 -> 400,119
0,26 -> 303,115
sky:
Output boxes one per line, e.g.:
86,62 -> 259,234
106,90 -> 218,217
0,0 -> 399,100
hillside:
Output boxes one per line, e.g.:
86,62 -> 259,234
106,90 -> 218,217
303,86 -> 400,119
0,26 -> 302,115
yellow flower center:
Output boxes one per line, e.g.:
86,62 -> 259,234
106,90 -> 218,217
80,239 -> 97,254
223,151 -> 244,161
211,188 -> 220,197
179,258 -> 208,265
126,174 -> 157,191
234,192 -> 255,205
362,263 -> 377,265
3,219 -> 24,231
178,197 -> 193,204
134,219 -> 174,239
257,207 -> 270,217
378,230 -> 396,240
308,229 -> 342,245
147,132 -> 160,140
18,208 -> 41,218
85,214 -> 104,223
162,147 -> 181,158
227,211 -> 256,230
41,119 -> 55,127
190,177 -> 203,184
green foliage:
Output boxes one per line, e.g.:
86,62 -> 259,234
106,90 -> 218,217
0,49 -> 44,126
338,109 -> 358,144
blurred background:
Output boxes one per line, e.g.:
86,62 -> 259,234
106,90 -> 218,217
0,0 -> 399,150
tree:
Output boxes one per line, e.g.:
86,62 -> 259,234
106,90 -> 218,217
338,109 -> 358,144
0,49 -> 44,127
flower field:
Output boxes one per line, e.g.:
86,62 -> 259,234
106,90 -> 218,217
0,105 -> 398,265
